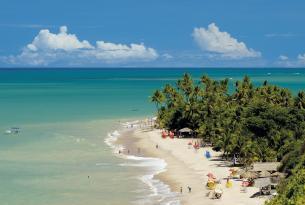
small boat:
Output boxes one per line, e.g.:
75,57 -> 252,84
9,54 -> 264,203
4,127 -> 21,135
4,130 -> 12,134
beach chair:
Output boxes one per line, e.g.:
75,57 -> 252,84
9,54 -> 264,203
213,189 -> 223,199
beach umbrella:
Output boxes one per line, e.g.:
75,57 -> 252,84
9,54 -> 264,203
229,168 -> 238,177
240,171 -> 259,179
205,151 -> 211,159
162,131 -> 168,138
254,178 -> 271,188
169,131 -> 174,139
207,172 -> 216,178
259,170 -> 271,178
270,172 -> 285,178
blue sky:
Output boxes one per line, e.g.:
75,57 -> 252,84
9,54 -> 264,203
0,0 -> 305,67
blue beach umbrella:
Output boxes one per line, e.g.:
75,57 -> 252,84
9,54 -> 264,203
205,151 -> 211,159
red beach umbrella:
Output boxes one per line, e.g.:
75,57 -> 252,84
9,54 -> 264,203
169,131 -> 174,139
207,172 -> 215,178
162,131 -> 167,138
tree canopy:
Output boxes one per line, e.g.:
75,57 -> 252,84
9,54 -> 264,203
151,73 -> 305,204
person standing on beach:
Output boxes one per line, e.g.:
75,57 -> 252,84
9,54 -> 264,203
187,186 -> 191,193
180,187 -> 183,194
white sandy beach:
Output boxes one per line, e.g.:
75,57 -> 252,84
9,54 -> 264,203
127,128 -> 267,205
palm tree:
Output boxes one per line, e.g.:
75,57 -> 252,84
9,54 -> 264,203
296,91 -> 305,109
151,90 -> 165,111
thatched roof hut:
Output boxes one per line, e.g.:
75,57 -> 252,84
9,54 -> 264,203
179,127 -> 193,133
240,170 -> 259,179
259,170 -> 272,178
254,178 -> 272,188
252,162 -> 280,172
178,127 -> 193,138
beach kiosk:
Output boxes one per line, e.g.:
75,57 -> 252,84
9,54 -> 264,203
178,127 -> 193,138
251,162 -> 283,196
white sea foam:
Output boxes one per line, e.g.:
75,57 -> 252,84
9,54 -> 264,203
104,130 -> 124,153
95,162 -> 110,166
122,155 -> 180,205
104,126 -> 180,205
121,120 -> 141,128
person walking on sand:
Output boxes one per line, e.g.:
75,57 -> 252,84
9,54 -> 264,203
187,186 -> 192,193
156,144 -> 158,149
180,187 -> 183,194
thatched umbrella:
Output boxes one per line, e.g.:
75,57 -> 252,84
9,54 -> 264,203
271,172 -> 286,178
270,172 -> 286,183
259,170 -> 271,178
254,178 -> 271,189
240,171 -> 259,179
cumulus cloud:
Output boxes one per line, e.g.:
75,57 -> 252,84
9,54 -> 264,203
276,53 -> 305,67
26,26 -> 93,52
6,26 -> 158,65
192,23 -> 261,59
279,55 -> 289,61
298,54 -> 305,63
162,53 -> 173,60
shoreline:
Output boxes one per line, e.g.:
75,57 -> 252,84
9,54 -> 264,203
117,127 -> 267,205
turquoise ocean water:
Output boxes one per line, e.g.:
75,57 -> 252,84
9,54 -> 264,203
1,68 -> 305,205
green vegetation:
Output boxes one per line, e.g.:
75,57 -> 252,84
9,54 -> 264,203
151,73 -> 305,204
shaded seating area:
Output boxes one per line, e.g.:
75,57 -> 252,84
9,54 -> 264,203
178,127 -> 193,138
238,162 -> 285,197
249,162 -> 285,197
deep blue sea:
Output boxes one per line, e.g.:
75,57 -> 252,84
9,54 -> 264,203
0,68 -> 305,205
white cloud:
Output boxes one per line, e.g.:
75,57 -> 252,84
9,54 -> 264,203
162,53 -> 173,60
279,55 -> 289,61
90,41 -> 158,62
192,23 -> 261,59
298,54 -> 305,61
298,54 -> 305,65
6,26 -> 158,66
276,53 -> 305,67
26,26 -> 93,52
265,33 -> 295,38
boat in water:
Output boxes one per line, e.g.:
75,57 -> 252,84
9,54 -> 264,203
4,127 -> 21,135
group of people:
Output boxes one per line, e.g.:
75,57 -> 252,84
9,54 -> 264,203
180,186 -> 192,194
118,147 -> 141,155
